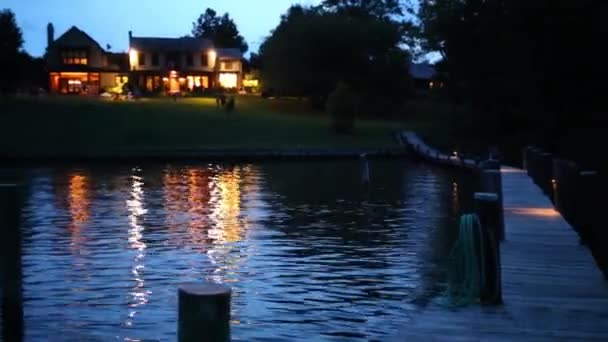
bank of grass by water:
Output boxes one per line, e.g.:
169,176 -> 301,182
0,95 -> 436,158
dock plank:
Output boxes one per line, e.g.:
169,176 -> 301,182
394,167 -> 608,341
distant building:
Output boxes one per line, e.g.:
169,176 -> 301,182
46,24 -> 129,94
128,32 -> 243,94
409,63 -> 441,95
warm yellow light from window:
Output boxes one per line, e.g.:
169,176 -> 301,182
208,49 -> 217,68
129,49 -> 138,68
243,79 -> 259,87
219,73 -> 237,88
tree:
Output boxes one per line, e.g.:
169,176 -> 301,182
321,0 -> 404,18
191,8 -> 248,53
0,9 -> 24,94
260,5 -> 412,113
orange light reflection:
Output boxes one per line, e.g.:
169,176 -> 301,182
506,207 -> 561,217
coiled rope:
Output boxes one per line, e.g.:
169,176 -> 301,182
443,214 -> 486,307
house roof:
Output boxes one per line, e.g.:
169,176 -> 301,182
217,48 -> 242,60
52,26 -> 104,51
130,36 -> 213,52
409,63 -> 437,80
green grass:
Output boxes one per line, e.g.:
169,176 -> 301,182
0,95 -> 427,157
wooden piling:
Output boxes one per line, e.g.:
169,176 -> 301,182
178,282 -> 231,342
474,192 -> 503,305
573,171 -> 597,243
360,154 -> 370,184
538,153 -> 554,197
480,170 -> 505,241
552,159 -> 579,223
0,184 -> 24,342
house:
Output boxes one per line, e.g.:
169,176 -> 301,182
46,24 -> 129,94
409,62 -> 441,95
128,32 -> 243,94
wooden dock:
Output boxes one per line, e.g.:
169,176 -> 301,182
399,131 -> 479,171
394,167 -> 608,341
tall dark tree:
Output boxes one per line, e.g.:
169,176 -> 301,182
260,5 -> 411,113
417,0 -> 608,169
0,9 -> 24,94
321,0 -> 404,18
191,8 -> 248,53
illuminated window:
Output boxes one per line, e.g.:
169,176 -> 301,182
62,50 -> 88,65
201,76 -> 208,88
222,61 -> 234,70
153,76 -> 161,89
219,73 -> 237,88
146,76 -> 153,91
243,79 -> 259,87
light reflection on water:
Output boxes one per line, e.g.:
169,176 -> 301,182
18,160 -> 472,341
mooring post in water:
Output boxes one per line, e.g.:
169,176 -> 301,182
360,153 -> 370,184
480,170 -> 505,241
178,282 -> 231,342
474,192 -> 503,305
0,184 -> 24,342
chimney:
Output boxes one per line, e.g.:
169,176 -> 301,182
129,30 -> 132,40
47,23 -> 54,48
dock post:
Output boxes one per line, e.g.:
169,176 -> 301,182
552,159 -> 579,223
0,184 -> 24,342
360,154 -> 370,184
572,171 -> 603,244
538,153 -> 554,197
474,192 -> 503,305
480,170 -> 505,241
178,283 -> 231,342
522,146 -> 531,170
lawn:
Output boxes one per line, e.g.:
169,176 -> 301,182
0,95 -> 429,158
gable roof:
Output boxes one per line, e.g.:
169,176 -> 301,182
130,36 -> 213,52
217,48 -> 242,60
409,63 -> 437,80
53,26 -> 104,51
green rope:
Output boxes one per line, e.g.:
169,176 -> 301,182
443,214 -> 484,307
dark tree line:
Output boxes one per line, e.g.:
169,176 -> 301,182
0,9 -> 46,95
191,8 -> 248,53
259,0 -> 414,113
417,0 -> 608,167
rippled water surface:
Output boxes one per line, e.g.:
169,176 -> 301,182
13,160 -> 472,341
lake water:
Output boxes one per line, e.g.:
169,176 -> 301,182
11,160 -> 473,341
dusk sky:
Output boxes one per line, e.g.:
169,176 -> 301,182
4,0 -> 321,57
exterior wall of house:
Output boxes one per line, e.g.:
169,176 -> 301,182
130,51 -> 216,72
100,72 -> 120,89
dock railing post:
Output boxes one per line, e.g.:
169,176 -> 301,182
178,282 -> 231,342
480,170 -> 505,241
552,159 -> 579,224
474,192 -> 503,305
538,153 -> 554,198
0,184 -> 24,342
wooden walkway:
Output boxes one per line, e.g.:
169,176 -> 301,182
399,131 -> 479,171
394,167 -> 608,341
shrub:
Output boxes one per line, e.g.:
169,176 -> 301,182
327,82 -> 357,134
225,96 -> 235,112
